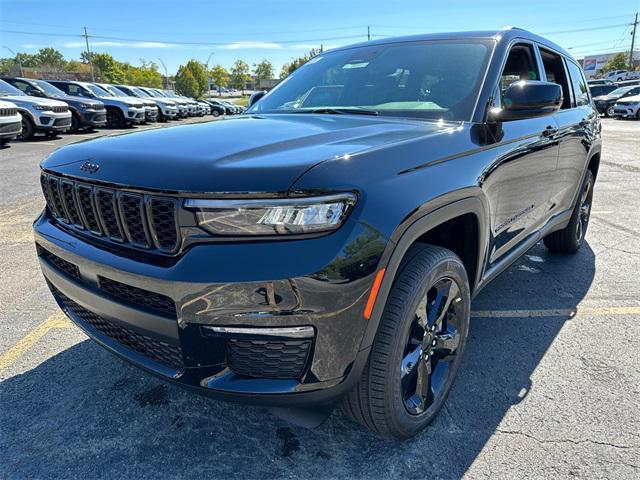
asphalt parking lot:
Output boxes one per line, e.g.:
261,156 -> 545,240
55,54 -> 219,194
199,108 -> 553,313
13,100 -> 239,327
1,118 -> 638,479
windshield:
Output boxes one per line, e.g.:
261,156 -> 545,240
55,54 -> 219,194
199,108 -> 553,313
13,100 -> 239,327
102,85 -> 127,97
608,87 -> 636,96
33,80 -> 66,97
86,83 -> 111,96
132,87 -> 149,98
0,79 -> 26,96
248,40 -> 492,121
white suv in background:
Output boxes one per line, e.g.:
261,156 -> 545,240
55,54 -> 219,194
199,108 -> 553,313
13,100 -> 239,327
613,94 -> 640,119
0,100 -> 22,144
604,70 -> 640,82
0,79 -> 71,140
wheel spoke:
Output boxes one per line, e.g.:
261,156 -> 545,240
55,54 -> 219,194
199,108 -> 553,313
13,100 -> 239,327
428,279 -> 460,328
433,330 -> 460,359
414,355 -> 432,411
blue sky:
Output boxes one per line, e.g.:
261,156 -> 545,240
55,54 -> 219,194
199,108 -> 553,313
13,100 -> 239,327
1,0 -> 639,74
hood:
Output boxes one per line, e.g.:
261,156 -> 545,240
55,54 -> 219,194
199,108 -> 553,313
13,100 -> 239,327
41,114 -> 452,193
96,95 -> 144,108
56,95 -> 104,108
0,95 -> 68,108
617,94 -> 640,104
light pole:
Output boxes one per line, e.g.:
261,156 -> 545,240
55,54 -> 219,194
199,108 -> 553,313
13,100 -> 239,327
2,46 -> 22,76
157,58 -> 168,89
204,52 -> 215,98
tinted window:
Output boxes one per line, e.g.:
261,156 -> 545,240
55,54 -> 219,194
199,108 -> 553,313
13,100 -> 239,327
540,48 -> 571,109
498,43 -> 540,102
249,40 -> 493,121
566,61 -> 589,106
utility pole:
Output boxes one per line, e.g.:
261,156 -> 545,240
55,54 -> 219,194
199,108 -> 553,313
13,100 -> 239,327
367,25 -> 371,41
2,46 -> 22,76
629,13 -> 638,69
83,26 -> 95,81
158,58 -> 168,89
205,52 -> 215,98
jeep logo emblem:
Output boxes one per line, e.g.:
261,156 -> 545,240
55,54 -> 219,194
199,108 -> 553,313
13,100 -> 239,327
80,161 -> 100,174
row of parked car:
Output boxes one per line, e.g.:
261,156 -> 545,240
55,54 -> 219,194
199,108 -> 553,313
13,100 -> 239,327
587,78 -> 640,119
0,77 -> 245,144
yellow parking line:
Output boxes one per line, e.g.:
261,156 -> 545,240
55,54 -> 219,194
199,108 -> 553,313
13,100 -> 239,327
0,313 -> 72,372
472,306 -> 640,318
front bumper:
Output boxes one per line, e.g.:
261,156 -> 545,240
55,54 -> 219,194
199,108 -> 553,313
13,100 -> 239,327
35,111 -> 72,131
613,104 -> 640,118
77,109 -> 107,127
0,118 -> 22,139
144,107 -> 159,122
34,212 -> 386,406
124,107 -> 146,124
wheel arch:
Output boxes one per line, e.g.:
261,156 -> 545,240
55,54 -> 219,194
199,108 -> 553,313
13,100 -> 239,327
358,194 -> 489,350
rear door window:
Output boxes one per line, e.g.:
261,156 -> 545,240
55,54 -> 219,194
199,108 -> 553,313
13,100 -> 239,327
566,60 -> 590,106
539,48 -> 572,109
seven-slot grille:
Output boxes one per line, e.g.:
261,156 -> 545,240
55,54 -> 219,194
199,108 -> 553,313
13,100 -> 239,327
51,105 -> 69,113
41,172 -> 180,253
0,107 -> 18,117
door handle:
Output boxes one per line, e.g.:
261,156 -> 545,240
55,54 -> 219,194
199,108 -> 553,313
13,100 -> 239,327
542,126 -> 558,137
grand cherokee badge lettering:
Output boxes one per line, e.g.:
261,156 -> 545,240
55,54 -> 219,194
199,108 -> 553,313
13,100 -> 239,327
80,161 -> 99,174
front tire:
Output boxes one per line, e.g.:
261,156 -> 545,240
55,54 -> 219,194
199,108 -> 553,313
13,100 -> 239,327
17,113 -> 35,141
342,244 -> 470,439
106,108 -> 126,128
544,170 -> 594,254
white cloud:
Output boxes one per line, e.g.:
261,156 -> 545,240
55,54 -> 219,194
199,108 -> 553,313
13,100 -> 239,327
21,44 -> 44,49
219,41 -> 283,50
291,44 -> 340,51
62,41 -> 178,49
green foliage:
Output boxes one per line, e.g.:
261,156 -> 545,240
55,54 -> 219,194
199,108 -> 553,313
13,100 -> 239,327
280,48 -> 322,79
602,52 -> 629,73
253,59 -> 274,80
121,60 -> 163,88
209,64 -> 230,89
230,60 -> 251,91
15,52 -> 38,68
185,59 -> 209,97
33,48 -> 66,71
175,66 -> 199,98
90,53 -> 126,83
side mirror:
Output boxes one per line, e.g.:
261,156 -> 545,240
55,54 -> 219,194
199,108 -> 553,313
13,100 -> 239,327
31,89 -> 45,97
490,81 -> 562,122
248,90 -> 266,108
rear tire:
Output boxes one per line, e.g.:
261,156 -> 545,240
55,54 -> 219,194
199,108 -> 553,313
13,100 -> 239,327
17,113 -> 35,141
342,244 -> 470,439
544,170 -> 594,254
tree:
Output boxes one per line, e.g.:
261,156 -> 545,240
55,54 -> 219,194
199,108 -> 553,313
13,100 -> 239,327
175,66 -> 199,98
230,60 -> 250,92
90,53 -> 125,83
14,52 -> 38,68
33,48 -> 66,71
280,48 -> 322,78
209,64 -> 229,90
122,60 -> 163,88
602,52 -> 630,73
253,59 -> 274,80
184,59 -> 209,97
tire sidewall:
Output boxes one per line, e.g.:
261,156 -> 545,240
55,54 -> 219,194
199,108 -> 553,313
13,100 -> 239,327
379,253 -> 471,437
18,113 -> 35,140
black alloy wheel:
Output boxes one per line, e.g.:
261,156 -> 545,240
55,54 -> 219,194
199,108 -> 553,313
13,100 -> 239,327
401,277 -> 464,415
342,244 -> 470,439
106,108 -> 125,129
544,169 -> 594,253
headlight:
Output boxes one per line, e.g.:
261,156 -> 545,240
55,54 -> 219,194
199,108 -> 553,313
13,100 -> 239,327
184,193 -> 357,236
79,103 -> 93,110
34,105 -> 52,111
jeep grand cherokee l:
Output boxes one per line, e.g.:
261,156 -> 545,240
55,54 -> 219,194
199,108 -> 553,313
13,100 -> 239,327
47,80 -> 146,128
34,28 -> 600,439
0,79 -> 71,140
1,77 -> 107,132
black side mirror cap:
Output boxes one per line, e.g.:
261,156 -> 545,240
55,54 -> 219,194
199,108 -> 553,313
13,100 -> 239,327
490,81 -> 562,122
248,90 -> 266,108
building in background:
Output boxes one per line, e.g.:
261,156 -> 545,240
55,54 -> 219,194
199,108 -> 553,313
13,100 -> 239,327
579,50 -> 640,79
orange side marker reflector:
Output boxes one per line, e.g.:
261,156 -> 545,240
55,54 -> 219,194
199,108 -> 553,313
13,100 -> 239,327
364,268 -> 386,320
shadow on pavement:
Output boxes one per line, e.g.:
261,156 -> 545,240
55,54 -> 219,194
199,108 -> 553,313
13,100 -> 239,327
0,242 -> 595,479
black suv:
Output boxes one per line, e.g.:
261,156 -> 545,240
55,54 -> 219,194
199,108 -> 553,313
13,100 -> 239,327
34,28 -> 600,439
1,77 -> 107,132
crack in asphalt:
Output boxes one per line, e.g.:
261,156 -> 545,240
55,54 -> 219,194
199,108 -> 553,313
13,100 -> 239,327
495,429 -> 638,451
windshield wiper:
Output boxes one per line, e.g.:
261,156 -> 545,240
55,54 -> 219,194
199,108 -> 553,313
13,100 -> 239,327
293,107 -> 379,116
